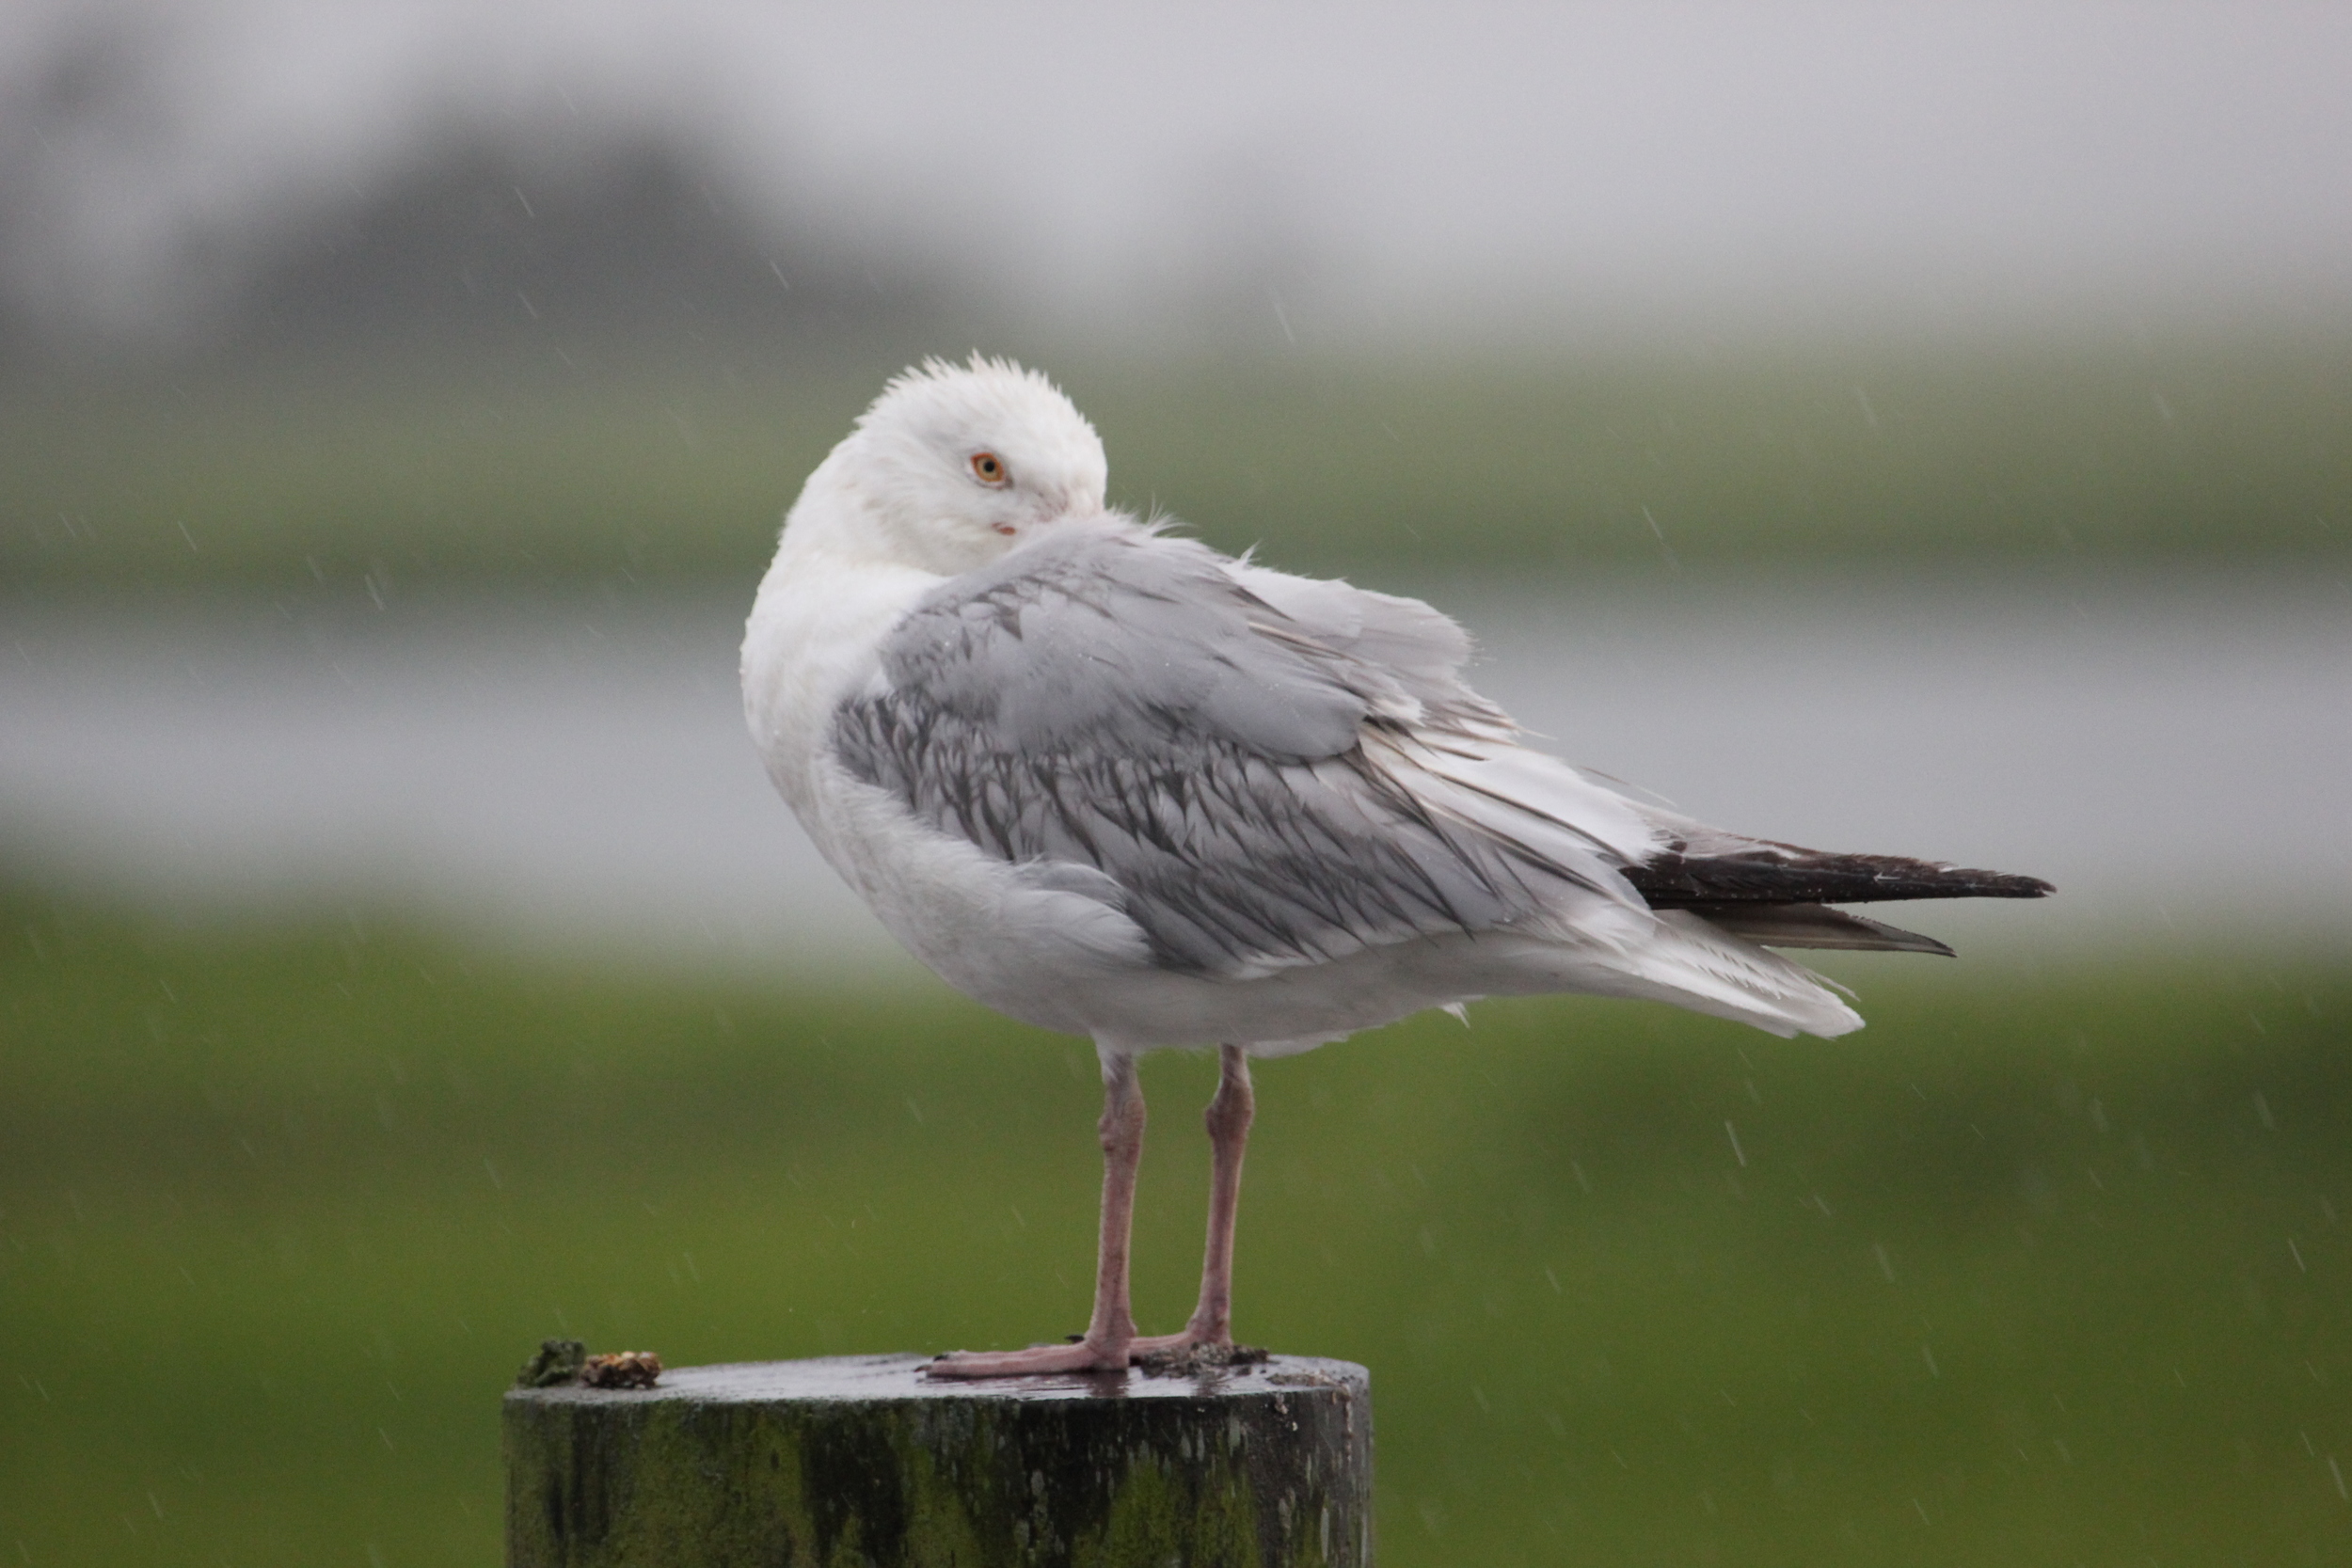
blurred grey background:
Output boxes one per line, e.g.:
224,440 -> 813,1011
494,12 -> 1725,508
5,0 -> 2352,354
2,0 -> 2347,967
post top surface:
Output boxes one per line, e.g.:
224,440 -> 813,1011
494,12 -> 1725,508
506,1352 -> 1368,1408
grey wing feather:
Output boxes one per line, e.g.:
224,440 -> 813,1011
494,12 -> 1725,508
831,523 -> 1645,978
1227,563 -> 1502,733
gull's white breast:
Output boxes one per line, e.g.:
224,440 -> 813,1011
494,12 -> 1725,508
742,531 -> 1174,1038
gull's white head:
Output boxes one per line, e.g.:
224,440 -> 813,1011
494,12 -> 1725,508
789,356 -> 1110,576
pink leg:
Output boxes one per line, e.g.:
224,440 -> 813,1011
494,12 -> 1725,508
1134,1044 -> 1255,1352
927,1053 -> 1146,1377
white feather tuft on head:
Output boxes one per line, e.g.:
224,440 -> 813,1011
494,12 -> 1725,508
787,355 -> 1112,576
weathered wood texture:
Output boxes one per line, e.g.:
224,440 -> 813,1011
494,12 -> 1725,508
505,1353 -> 1374,1568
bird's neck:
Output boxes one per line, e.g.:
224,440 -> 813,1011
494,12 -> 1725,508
742,482 -> 940,801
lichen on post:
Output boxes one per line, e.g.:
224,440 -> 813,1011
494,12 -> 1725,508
504,1353 -> 1373,1567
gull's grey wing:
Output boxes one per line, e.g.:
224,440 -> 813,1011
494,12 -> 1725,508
829,522 -> 1646,978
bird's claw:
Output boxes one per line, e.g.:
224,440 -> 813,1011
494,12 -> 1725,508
923,1340 -> 1131,1379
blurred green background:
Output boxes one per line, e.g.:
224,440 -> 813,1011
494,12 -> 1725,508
8,881 -> 2351,1565
9,333 -> 2349,589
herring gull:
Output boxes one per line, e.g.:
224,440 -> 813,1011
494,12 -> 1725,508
739,356 -> 2051,1377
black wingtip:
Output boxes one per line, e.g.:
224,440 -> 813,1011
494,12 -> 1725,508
1629,849 -> 2055,909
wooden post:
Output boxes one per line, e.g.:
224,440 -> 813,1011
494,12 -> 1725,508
505,1353 -> 1374,1567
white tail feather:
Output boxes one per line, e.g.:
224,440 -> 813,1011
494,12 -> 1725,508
1597,911 -> 1863,1037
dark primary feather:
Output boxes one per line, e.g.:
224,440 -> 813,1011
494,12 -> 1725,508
829,525 -> 1604,978
1625,843 -> 2054,909
1616,843 -> 2049,958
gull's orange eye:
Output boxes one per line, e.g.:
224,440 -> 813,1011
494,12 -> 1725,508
969,451 -> 1009,486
